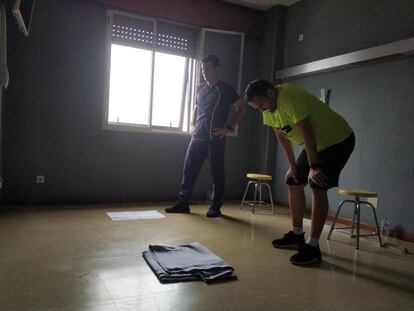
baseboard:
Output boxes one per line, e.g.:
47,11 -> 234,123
326,214 -> 375,232
326,214 -> 414,244
275,200 -> 414,244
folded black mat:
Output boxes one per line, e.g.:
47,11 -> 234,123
143,242 -> 237,283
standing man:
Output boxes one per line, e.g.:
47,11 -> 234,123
244,80 -> 355,265
166,55 -> 246,218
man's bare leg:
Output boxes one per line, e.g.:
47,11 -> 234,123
272,184 -> 306,249
288,185 -> 306,228
310,188 -> 329,240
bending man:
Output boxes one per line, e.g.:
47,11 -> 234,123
245,80 -> 354,265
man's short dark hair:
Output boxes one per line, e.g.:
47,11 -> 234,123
202,54 -> 219,67
244,79 -> 274,102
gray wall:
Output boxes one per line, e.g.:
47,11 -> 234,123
246,7 -> 287,176
3,0 -> 261,204
0,87 -> 2,202
283,0 -> 414,67
268,0 -> 414,236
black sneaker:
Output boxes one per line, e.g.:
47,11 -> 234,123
290,244 -> 322,266
206,207 -> 221,218
165,204 -> 190,213
272,231 -> 305,249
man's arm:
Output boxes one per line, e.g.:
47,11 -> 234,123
295,117 -> 318,165
227,98 -> 247,129
273,127 -> 299,183
190,105 -> 198,134
212,98 -> 246,138
295,117 -> 328,186
273,127 -> 296,167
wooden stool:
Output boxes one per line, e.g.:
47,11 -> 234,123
240,173 -> 274,214
327,188 -> 382,249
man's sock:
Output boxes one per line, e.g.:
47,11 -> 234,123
307,236 -> 319,246
292,226 -> 304,235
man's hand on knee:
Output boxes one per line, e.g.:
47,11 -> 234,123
308,168 -> 328,187
285,166 -> 299,184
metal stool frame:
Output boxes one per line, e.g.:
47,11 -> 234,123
240,180 -> 274,214
327,196 -> 382,249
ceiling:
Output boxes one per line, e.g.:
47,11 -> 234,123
222,0 -> 300,11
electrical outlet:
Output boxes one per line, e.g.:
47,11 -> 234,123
298,33 -> 304,42
36,175 -> 45,184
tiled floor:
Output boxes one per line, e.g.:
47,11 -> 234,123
1,203 -> 413,311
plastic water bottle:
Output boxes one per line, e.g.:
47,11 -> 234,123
380,217 -> 389,242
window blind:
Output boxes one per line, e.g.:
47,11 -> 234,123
155,21 -> 198,58
111,13 -> 198,58
112,14 -> 154,50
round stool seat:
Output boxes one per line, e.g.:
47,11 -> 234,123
246,173 -> 272,181
339,188 -> 377,198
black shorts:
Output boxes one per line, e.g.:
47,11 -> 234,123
286,133 -> 355,190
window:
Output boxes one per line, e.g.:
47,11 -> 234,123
104,11 -> 199,133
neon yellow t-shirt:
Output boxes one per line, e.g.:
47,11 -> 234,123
262,84 -> 353,152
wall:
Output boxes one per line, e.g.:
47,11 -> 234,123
90,0 -> 264,37
246,7 -> 286,177
3,0 -> 261,204
269,0 -> 414,237
283,0 -> 414,67
0,87 -> 2,203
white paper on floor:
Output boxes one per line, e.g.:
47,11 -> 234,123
107,210 -> 165,220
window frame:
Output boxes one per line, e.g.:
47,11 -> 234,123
103,10 -> 197,135
149,53 -> 191,131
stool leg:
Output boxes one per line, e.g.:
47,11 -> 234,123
263,183 -> 274,214
356,199 -> 361,249
350,203 -> 357,238
252,182 -> 258,214
258,182 -> 263,208
241,181 -> 254,209
328,200 -> 348,240
368,203 -> 383,247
